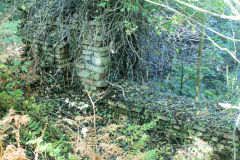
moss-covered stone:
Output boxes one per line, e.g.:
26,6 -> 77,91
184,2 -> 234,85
85,64 -> 108,74
82,49 -> 93,55
92,56 -> 110,66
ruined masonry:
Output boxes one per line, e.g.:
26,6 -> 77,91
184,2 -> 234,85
31,21 -> 110,90
75,21 -> 110,90
32,40 -> 70,71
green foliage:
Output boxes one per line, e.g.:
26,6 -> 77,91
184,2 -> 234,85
26,140 -> 71,160
23,119 -> 43,142
0,20 -> 22,45
0,61 -> 52,116
0,63 -> 25,113
120,119 -> 159,159
0,1 -> 23,55
163,59 -> 196,97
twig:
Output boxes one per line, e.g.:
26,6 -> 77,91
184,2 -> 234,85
87,92 -> 96,133
106,80 -> 128,102
34,121 -> 48,160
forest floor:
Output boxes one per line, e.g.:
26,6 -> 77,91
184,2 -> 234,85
1,3 -> 240,159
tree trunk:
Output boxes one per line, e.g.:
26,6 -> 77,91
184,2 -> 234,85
195,15 -> 205,102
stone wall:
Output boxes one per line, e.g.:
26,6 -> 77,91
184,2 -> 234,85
28,20 -> 110,90
108,99 -> 240,159
107,84 -> 240,159
75,21 -> 110,90
31,41 -> 70,71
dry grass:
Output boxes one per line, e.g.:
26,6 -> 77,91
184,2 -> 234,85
57,114 -> 152,160
0,107 -> 151,160
57,115 -> 126,160
0,109 -> 30,160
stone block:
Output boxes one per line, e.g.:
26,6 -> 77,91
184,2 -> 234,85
173,125 -> 180,130
211,137 -> 218,142
83,34 -> 104,41
85,46 -> 108,52
83,79 -> 108,87
56,63 -> 69,69
77,70 -> 91,78
96,46 -> 109,52
75,62 -> 85,69
82,49 -> 93,55
82,40 -> 103,47
53,52 -> 69,59
223,133 -> 232,140
221,140 -> 227,144
94,51 -> 109,57
82,45 -> 89,50
91,72 -> 106,81
55,58 -> 69,65
85,64 -> 108,74
77,69 -> 106,80
92,56 -> 110,66
83,55 -> 91,61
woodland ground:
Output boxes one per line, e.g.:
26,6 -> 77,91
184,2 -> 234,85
1,1 -> 240,160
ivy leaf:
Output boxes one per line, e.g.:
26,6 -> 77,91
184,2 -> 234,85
21,5 -> 26,11
14,89 -> 24,98
191,27 -> 196,34
120,8 -> 125,12
126,29 -> 131,35
98,2 -> 106,7
157,31 -> 161,35
176,48 -> 179,53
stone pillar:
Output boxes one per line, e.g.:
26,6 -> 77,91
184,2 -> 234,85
53,43 -> 70,70
76,21 -> 110,90
40,41 -> 69,72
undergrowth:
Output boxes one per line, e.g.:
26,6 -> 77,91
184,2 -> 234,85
0,109 -> 29,160
0,61 -> 158,159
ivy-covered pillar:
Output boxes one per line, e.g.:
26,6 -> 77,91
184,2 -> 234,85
42,41 -> 70,73
76,21 -> 110,90
31,39 -> 70,72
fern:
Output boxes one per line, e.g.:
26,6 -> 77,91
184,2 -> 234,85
121,119 -> 159,159
22,119 -> 42,142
